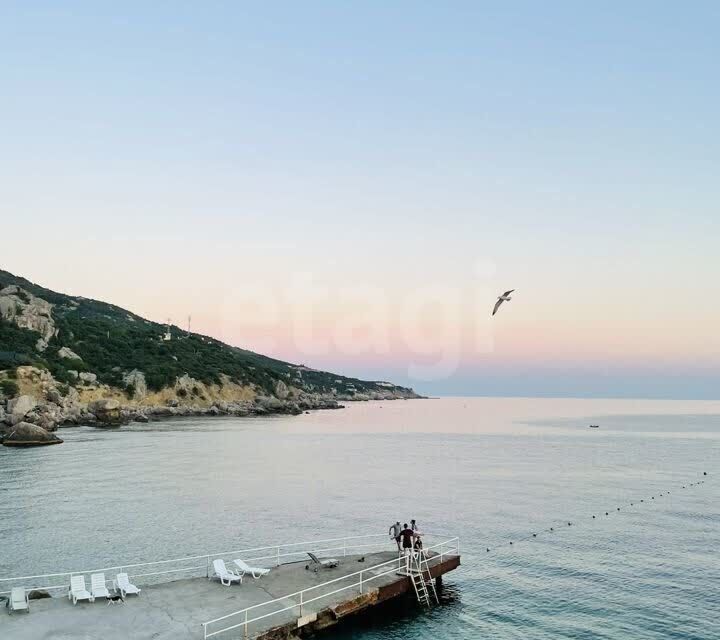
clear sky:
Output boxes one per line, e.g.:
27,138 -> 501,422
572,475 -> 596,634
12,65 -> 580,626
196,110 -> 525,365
1,2 -> 719,398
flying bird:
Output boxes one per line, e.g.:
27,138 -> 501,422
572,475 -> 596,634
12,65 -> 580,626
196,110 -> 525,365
492,289 -> 515,316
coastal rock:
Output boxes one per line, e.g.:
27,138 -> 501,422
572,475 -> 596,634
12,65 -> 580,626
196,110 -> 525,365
79,372 -> 97,384
45,387 -> 62,404
3,421 -> 63,447
88,398 -> 121,424
58,346 -> 82,361
122,369 -> 147,399
275,379 -> 289,400
59,388 -> 83,424
0,406 -> 6,424
7,395 -> 37,425
121,408 -> 150,423
24,403 -> 63,431
174,374 -> 206,402
81,411 -> 98,425
256,396 -> 284,412
0,285 -> 57,343
228,403 -> 251,417
36,337 -> 48,352
148,406 -> 177,417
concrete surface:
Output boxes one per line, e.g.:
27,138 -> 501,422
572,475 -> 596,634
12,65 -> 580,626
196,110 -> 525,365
0,551 -> 459,640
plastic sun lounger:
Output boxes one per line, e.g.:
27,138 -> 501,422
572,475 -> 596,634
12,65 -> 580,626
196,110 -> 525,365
113,573 -> 141,597
306,552 -> 339,572
68,575 -> 94,605
90,573 -> 111,601
8,587 -> 29,614
233,558 -> 271,579
212,559 -> 243,586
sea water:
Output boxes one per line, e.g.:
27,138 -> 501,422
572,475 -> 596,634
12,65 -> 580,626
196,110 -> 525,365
1,397 -> 718,639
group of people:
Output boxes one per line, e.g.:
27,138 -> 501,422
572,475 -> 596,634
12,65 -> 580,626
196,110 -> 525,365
389,519 -> 425,557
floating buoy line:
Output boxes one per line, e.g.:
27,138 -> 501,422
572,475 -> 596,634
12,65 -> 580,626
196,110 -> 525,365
481,473 -> 710,555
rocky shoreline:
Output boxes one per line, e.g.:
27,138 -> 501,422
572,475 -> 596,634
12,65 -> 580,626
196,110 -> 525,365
0,366 -> 420,446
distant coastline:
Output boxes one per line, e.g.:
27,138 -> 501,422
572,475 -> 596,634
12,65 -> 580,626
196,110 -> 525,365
0,269 -> 421,446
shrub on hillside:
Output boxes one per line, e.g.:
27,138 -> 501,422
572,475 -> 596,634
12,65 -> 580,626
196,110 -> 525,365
1,380 -> 19,398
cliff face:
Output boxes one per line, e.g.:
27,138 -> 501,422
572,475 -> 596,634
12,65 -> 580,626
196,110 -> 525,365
0,270 -> 420,435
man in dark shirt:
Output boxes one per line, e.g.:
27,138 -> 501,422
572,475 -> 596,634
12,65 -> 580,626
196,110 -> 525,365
400,523 -> 414,556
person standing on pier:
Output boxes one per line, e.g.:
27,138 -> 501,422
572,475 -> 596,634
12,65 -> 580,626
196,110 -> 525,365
414,533 -> 426,559
389,521 -> 402,551
400,524 -> 415,557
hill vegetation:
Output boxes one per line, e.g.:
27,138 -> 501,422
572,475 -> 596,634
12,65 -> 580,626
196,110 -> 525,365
0,269 -> 417,401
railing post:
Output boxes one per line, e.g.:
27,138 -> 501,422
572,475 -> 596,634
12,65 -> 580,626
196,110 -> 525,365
359,571 -> 363,594
276,546 -> 280,567
206,556 -> 210,579
300,590 -> 304,616
244,610 -> 248,638
343,539 -> 347,557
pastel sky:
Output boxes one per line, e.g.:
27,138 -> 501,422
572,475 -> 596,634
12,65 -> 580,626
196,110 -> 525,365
1,2 -> 719,398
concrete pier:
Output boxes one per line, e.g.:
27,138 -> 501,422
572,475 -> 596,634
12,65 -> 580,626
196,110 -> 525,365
0,550 -> 460,640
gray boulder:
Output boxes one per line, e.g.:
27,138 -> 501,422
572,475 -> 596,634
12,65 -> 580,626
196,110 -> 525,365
58,346 -> 82,361
79,372 -> 97,384
45,387 -> 62,404
122,369 -> 147,399
256,396 -> 284,411
275,379 -> 289,400
0,285 -> 57,343
24,403 -> 63,431
3,421 -> 63,447
88,398 -> 121,424
7,395 -> 37,425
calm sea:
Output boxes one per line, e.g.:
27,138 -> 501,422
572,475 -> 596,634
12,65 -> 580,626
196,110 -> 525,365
1,397 -> 718,639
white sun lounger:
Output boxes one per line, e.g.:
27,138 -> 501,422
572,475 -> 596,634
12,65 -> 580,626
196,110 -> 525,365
8,587 -> 29,613
90,573 -> 110,601
68,575 -> 94,604
212,559 -> 243,586
233,558 -> 270,579
113,573 -> 141,597
306,552 -> 339,572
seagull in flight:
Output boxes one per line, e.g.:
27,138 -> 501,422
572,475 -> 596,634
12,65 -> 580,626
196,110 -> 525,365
492,289 -> 515,316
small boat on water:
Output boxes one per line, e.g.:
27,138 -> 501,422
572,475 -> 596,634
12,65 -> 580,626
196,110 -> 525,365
589,424 -> 599,428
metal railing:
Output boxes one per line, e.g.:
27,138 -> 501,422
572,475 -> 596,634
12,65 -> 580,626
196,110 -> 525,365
201,535 -> 460,639
0,532 -> 455,598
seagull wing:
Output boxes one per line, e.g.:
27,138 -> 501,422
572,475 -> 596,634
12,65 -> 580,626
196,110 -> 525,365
492,299 -> 504,316
502,289 -> 515,296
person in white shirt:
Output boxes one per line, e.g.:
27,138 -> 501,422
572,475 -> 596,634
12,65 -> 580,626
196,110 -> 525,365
389,521 -> 402,551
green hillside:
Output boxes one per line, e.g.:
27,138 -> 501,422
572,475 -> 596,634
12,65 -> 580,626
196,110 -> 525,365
0,269 -> 416,398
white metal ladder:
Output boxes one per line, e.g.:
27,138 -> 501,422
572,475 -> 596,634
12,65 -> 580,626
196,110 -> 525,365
409,553 -> 439,607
